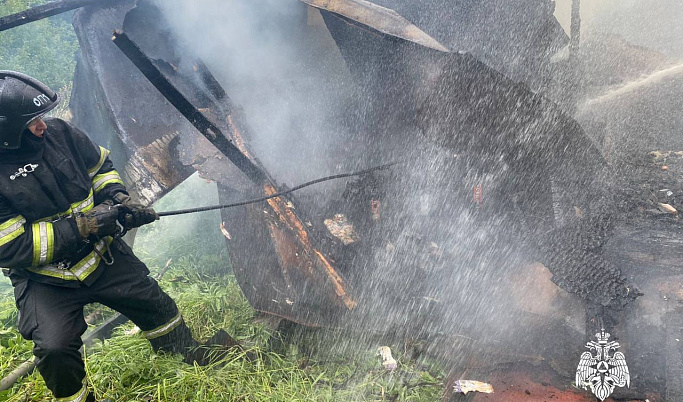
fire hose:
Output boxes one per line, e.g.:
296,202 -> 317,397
98,161 -> 398,266
155,161 -> 399,217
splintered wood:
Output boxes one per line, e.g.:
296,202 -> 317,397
658,203 -> 678,216
453,380 -> 494,395
220,222 -> 232,239
324,214 -> 359,245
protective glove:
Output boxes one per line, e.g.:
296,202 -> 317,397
112,192 -> 159,229
74,203 -> 120,239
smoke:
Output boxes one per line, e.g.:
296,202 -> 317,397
153,0 -> 358,189
147,0 -> 590,364
555,0 -> 683,59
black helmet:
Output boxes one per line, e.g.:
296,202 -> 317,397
0,71 -> 60,149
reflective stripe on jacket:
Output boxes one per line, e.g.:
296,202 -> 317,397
0,118 -> 128,287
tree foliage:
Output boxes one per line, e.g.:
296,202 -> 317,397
0,0 -> 79,90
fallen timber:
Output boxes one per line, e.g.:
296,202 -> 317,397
298,0 -> 450,52
0,0 -> 119,32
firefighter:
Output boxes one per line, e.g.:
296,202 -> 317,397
0,71 -> 221,402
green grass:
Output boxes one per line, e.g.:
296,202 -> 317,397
0,175 -> 444,401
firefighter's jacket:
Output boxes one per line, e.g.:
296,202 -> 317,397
0,118 -> 127,287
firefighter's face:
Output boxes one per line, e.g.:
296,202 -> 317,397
27,118 -> 47,137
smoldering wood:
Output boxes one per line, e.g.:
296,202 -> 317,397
73,0 -> 357,327
194,60 -> 229,104
607,220 -> 683,273
112,31 -> 268,185
0,0 -> 118,32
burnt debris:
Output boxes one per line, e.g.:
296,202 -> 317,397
61,0 -> 683,398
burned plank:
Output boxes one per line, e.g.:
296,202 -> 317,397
123,133 -> 190,206
606,220 -> 683,275
194,59 -> 229,104
299,0 -> 450,53
0,0 -> 118,32
82,313 -> 130,346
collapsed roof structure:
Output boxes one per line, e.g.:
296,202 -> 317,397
1,0 -> 681,399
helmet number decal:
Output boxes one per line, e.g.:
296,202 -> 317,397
33,94 -> 51,107
10,163 -> 39,180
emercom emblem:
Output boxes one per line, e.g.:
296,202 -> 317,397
10,163 -> 39,180
576,328 -> 630,401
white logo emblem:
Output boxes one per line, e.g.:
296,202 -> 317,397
33,94 -> 51,107
10,164 -> 39,180
576,329 -> 630,401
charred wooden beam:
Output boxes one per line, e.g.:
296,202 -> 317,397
113,31 -> 267,185
0,0 -> 117,32
299,0 -> 450,52
194,59 -> 228,104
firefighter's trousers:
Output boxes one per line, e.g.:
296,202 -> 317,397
13,240 -> 196,400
